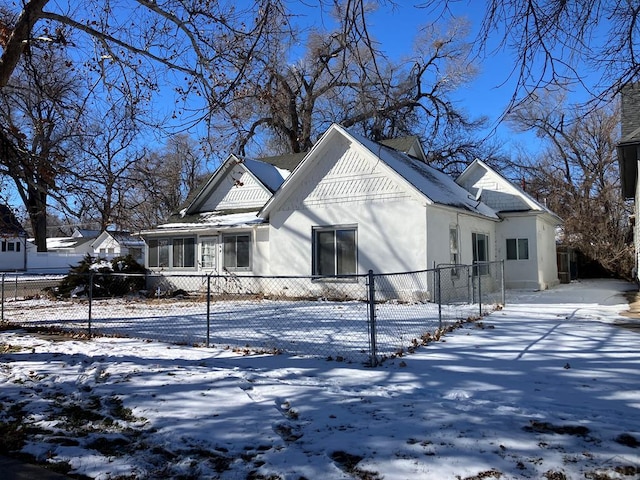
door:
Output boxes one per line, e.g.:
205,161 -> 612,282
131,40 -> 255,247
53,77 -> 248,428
200,236 -> 219,273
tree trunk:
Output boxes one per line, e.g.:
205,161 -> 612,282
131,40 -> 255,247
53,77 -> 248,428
0,0 -> 49,88
27,185 -> 48,252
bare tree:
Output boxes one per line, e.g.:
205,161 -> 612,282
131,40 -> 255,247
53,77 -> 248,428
0,1 -> 291,109
0,43 -> 82,251
220,13 -> 484,163
416,0 -> 640,106
508,91 -> 633,277
70,101 -> 147,231
128,134 -> 211,230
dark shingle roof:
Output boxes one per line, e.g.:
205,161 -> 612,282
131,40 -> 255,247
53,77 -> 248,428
379,137 -> 419,154
259,152 -> 307,171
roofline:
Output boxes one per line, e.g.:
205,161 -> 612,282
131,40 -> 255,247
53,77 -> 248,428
260,124 -> 436,218
458,158 -> 562,220
140,222 -> 267,236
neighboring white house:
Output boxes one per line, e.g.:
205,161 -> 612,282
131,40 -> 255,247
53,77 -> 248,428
26,228 -> 145,273
0,205 -> 27,271
90,231 -> 145,264
142,124 -> 562,290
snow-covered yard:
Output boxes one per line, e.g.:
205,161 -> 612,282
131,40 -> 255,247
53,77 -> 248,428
1,278 -> 639,479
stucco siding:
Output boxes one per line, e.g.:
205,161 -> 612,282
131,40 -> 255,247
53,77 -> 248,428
496,215 -> 539,289
536,216 -> 559,289
269,198 -> 427,276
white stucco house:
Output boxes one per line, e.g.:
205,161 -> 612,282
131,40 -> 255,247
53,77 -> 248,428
0,205 -> 27,271
142,124 -> 561,290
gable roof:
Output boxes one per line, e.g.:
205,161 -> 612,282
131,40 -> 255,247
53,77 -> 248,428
457,159 -> 562,223
259,152 -> 307,172
168,154 -> 289,223
0,205 -> 26,237
43,235 -> 95,251
260,124 -> 498,219
92,231 -> 145,249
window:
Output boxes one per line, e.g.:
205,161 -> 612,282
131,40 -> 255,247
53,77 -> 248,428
223,233 -> 250,270
1,241 -> 20,252
201,238 -> 218,269
313,226 -> 357,276
472,232 -> 489,276
173,238 -> 195,268
506,238 -> 529,260
148,237 -> 195,268
449,226 -> 459,277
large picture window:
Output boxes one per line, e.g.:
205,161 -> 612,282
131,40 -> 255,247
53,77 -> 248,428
313,226 -> 357,276
223,233 -> 250,270
506,238 -> 529,260
148,237 -> 195,268
472,232 -> 489,276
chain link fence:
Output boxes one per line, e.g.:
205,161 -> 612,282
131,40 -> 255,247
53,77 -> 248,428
1,261 -> 504,364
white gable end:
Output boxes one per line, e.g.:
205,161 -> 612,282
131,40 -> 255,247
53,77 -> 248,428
200,165 -> 272,212
459,164 -> 530,212
278,136 -> 411,211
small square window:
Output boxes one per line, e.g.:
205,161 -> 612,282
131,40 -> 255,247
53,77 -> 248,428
506,238 -> 529,260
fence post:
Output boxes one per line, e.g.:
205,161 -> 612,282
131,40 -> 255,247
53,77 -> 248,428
88,273 -> 94,337
477,264 -> 482,318
367,270 -> 377,366
206,273 -> 211,348
436,267 -> 442,330
500,260 -> 506,307
1,273 -> 4,322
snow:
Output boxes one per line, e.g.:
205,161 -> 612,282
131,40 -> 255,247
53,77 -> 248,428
157,210 -> 265,229
242,158 -> 289,192
1,278 -> 640,479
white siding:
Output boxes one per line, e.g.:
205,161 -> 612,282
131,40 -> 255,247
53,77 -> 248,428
458,166 -> 529,212
200,165 -> 271,212
0,237 -> 26,271
279,141 -> 412,212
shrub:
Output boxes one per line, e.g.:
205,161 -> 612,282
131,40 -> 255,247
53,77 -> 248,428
56,254 -> 146,298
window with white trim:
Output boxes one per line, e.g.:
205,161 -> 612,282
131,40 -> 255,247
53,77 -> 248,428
472,232 -> 489,276
1,240 -> 21,252
148,237 -> 195,268
449,226 -> 460,277
313,226 -> 357,276
223,233 -> 250,270
506,238 -> 529,260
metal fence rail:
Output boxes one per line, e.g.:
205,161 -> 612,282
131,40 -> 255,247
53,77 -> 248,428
1,261 -> 504,365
